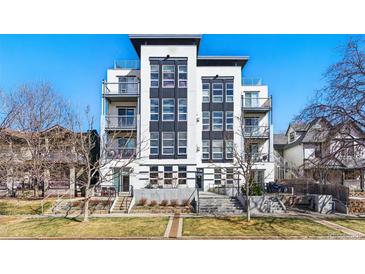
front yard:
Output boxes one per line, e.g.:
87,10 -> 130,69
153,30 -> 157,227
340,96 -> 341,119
0,199 -> 54,215
0,216 -> 169,238
330,218 -> 365,234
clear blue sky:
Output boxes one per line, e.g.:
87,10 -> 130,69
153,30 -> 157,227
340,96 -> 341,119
0,34 -> 355,133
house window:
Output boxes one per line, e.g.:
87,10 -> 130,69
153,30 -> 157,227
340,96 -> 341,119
289,132 -> 295,142
150,99 -> 159,121
202,111 -> 210,131
117,137 -> 136,158
245,117 -> 260,136
149,166 -> 159,185
202,140 -> 210,159
150,65 -> 159,88
178,98 -> 187,121
226,168 -> 234,184
150,132 -> 159,155
214,168 -> 222,184
249,143 -> 259,161
212,111 -> 223,131
202,83 -> 210,103
212,83 -> 223,102
178,166 -> 187,184
244,92 -> 259,107
162,132 -> 175,155
162,99 -> 175,121
226,111 -> 233,131
178,65 -> 187,88
178,132 -> 187,155
162,65 -> 175,88
226,82 -> 233,102
164,166 -> 173,184
118,76 -> 138,93
212,140 -> 224,159
225,140 -> 233,159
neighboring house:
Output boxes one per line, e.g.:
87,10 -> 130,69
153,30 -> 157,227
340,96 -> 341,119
100,34 -> 274,194
274,118 -> 365,190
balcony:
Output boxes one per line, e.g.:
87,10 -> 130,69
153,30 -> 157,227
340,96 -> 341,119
114,60 -> 140,70
104,115 -> 137,130
248,153 -> 270,162
106,147 -> 136,159
242,97 -> 271,112
244,126 -> 270,138
242,77 -> 263,86
102,81 -> 139,99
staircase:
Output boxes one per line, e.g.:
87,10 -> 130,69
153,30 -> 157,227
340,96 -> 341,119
110,195 -> 133,213
198,192 -> 244,215
261,196 -> 286,213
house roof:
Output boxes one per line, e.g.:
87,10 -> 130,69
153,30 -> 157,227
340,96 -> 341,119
274,134 -> 287,145
197,56 -> 249,68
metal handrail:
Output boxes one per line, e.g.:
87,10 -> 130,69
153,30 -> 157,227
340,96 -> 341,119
104,115 -> 137,129
114,60 -> 140,70
102,81 -> 140,95
244,125 -> 270,137
242,97 -> 271,108
242,77 -> 263,86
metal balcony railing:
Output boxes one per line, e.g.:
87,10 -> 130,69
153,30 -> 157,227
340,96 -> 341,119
244,126 -> 270,138
242,77 -> 263,86
242,97 -> 272,109
102,81 -> 140,96
104,115 -> 137,130
106,148 -> 136,159
248,153 -> 270,162
114,60 -> 140,70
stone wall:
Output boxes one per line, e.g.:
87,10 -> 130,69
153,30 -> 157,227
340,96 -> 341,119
348,198 -> 365,214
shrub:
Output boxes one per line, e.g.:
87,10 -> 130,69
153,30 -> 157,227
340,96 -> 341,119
241,182 -> 263,196
160,199 -> 168,206
149,200 -> 158,207
181,199 -> 190,207
138,198 -> 148,206
170,199 -> 178,207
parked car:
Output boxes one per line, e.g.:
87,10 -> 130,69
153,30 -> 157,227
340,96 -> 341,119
267,181 -> 288,193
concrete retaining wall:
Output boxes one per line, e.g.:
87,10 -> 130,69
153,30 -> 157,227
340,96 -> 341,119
134,188 -> 196,204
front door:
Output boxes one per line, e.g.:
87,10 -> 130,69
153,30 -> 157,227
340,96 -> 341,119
121,174 -> 130,192
196,168 -> 204,190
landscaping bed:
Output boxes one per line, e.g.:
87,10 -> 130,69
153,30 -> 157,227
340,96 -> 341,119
131,205 -> 193,214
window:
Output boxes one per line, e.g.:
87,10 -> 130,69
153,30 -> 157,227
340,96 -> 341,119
117,108 -> 135,128
226,168 -> 234,184
202,111 -> 210,131
212,111 -> 223,131
289,132 -> 295,142
149,166 -> 159,185
226,82 -> 233,102
249,143 -> 259,160
164,166 -> 173,184
162,99 -> 175,121
212,83 -> 223,102
162,132 -> 175,155
212,140 -> 224,159
178,98 -> 187,121
202,83 -> 210,102
117,137 -> 136,158
214,168 -> 222,184
178,166 -> 187,184
245,117 -> 259,135
225,140 -> 233,159
244,92 -> 259,107
150,65 -> 159,88
178,132 -> 187,155
178,65 -> 187,88
150,132 -> 159,155
226,111 -> 233,131
202,140 -> 210,159
118,76 -> 138,93
150,99 -> 159,121
162,65 -> 175,88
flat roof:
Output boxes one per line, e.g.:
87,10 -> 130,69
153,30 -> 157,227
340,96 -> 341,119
197,56 -> 249,68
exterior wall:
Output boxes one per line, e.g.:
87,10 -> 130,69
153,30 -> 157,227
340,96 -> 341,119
283,143 -> 304,167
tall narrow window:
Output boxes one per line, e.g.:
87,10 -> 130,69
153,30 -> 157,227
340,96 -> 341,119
226,82 -> 233,102
202,111 -> 210,131
150,65 -> 159,88
225,140 -> 234,159
212,83 -> 223,102
202,83 -> 210,103
202,140 -> 210,159
178,166 -> 187,184
212,140 -> 223,159
162,99 -> 175,121
178,98 -> 187,121
214,168 -> 222,184
212,111 -> 223,131
150,99 -> 159,121
162,65 -> 175,88
226,168 -> 234,184
162,132 -> 175,155
178,65 -> 187,88
226,111 -> 233,130
178,132 -> 187,155
164,166 -> 173,185
149,166 -> 159,185
150,132 -> 159,155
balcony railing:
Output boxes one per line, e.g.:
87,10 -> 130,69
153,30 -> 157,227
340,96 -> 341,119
242,97 -> 271,109
102,81 -> 140,96
114,60 -> 140,70
105,148 -> 136,159
244,126 -> 270,138
248,153 -> 270,162
242,77 -> 263,86
104,115 -> 137,130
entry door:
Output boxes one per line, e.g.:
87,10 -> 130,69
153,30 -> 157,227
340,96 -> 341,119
118,108 -> 136,128
196,168 -> 204,190
121,175 -> 130,192
245,117 -> 259,135
245,92 -> 259,107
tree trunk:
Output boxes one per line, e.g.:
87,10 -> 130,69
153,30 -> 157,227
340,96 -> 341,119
246,180 -> 251,222
83,196 -> 90,222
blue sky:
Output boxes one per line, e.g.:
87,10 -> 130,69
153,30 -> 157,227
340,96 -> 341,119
0,34 -> 355,133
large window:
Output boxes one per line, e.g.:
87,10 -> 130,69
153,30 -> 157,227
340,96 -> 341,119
178,65 -> 187,88
212,140 -> 224,159
150,99 -> 159,121
226,111 -> 233,131
149,166 -> 159,185
226,82 -> 234,102
117,137 -> 136,158
244,92 -> 259,107
212,83 -> 223,102
212,111 -> 223,131
162,65 -> 175,88
178,132 -> 187,155
164,166 -> 173,185
150,65 -> 159,88
162,132 -> 175,155
202,140 -> 210,159
178,166 -> 187,184
162,99 -> 175,121
202,83 -> 210,103
202,111 -> 210,131
150,132 -> 159,155
178,98 -> 187,121
225,140 -> 233,159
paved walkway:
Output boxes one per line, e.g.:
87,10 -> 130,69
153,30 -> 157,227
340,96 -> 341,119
164,214 -> 182,238
312,218 -> 365,237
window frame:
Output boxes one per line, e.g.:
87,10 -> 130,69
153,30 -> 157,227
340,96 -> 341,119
225,82 -> 234,102
214,168 -> 222,185
178,132 -> 187,155
162,98 -> 175,121
162,65 -> 175,88
178,166 -> 187,184
149,166 -> 159,185
225,140 -> 234,159
150,132 -> 159,155
178,65 -> 187,88
212,140 -> 224,159
202,83 -> 210,103
202,111 -> 210,131
150,65 -> 159,88
164,166 -> 173,184
212,111 -> 223,131
226,111 -> 234,131
178,98 -> 187,121
212,83 -> 223,103
150,98 -> 159,121
202,140 -> 210,160
162,132 -> 175,155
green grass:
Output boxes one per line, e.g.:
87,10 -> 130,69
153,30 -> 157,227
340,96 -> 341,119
330,219 -> 365,234
0,199 -> 53,215
183,217 -> 344,237
0,216 -> 168,238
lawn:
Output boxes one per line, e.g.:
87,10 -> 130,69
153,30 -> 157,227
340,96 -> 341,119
0,216 -> 168,238
330,219 -> 365,234
183,217 -> 344,237
0,199 -> 53,215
